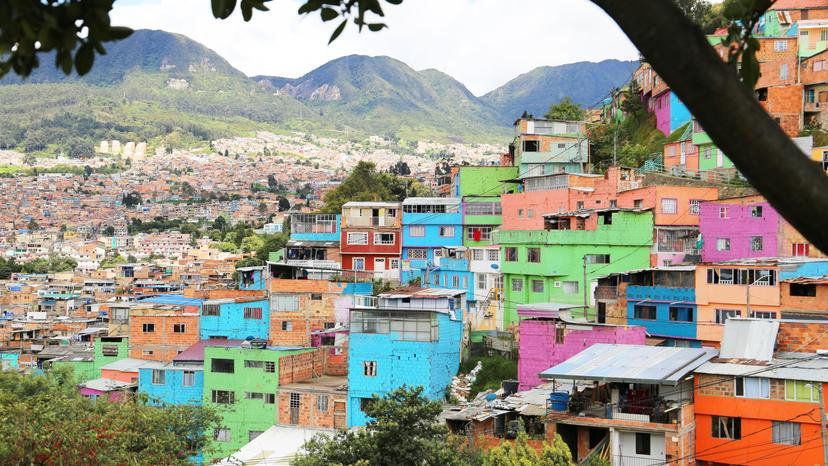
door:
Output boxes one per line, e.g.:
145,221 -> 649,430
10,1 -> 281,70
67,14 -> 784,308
353,258 -> 365,271
333,401 -> 346,430
372,208 -> 380,226
289,393 -> 300,424
374,258 -> 385,272
679,142 -> 686,167
716,148 -> 723,168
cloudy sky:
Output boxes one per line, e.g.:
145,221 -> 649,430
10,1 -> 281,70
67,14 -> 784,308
111,0 -> 639,95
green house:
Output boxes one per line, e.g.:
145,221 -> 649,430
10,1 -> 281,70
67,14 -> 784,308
497,209 -> 653,328
51,336 -> 129,383
202,345 -> 316,461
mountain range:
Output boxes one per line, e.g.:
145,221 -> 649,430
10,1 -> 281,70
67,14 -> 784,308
0,29 -> 637,151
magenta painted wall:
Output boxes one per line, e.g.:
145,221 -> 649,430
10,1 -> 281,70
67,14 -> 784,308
699,201 -> 779,262
653,91 -> 671,136
517,320 -> 646,390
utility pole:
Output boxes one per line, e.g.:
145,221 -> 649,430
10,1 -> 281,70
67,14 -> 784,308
613,127 -> 618,166
818,383 -> 828,466
582,255 -> 589,319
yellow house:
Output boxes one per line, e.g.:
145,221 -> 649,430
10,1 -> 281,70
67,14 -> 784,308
811,145 -> 828,171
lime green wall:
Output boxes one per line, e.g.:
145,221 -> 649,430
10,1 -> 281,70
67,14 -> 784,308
52,337 -> 129,383
456,166 -> 518,197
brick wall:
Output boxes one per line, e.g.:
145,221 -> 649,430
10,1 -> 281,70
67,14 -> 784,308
279,349 -> 324,385
776,320 -> 828,353
183,288 -> 265,299
277,390 -> 347,429
128,313 -> 200,363
698,373 -> 786,400
322,343 -> 349,376
761,84 -> 803,137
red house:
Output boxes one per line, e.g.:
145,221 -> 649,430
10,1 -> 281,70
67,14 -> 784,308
340,201 -> 401,280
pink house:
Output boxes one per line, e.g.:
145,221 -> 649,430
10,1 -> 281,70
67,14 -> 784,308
517,304 -> 646,390
699,195 -> 781,262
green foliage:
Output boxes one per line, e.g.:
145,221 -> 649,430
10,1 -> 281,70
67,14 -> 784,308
0,257 -> 21,279
294,386 -> 471,466
459,355 -> 517,398
0,367 -> 219,465
588,86 -> 665,168
720,0 -> 773,90
321,161 -> 429,213
256,233 -> 289,262
544,96 -> 585,121
100,254 -> 127,269
482,429 -> 571,466
122,191 -> 143,208
19,255 -> 77,274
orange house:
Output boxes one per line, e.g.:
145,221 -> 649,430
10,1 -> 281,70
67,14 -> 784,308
99,358 -> 158,384
128,305 -> 200,362
693,319 -> 828,466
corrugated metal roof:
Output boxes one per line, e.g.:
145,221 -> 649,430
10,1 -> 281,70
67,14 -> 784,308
539,344 -> 717,385
696,354 -> 828,382
402,197 -> 461,206
83,378 -> 135,392
342,201 -> 400,208
100,358 -> 158,372
719,319 -> 779,361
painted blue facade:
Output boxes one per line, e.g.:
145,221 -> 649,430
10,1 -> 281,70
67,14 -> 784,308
780,260 -> 828,280
626,285 -> 698,342
669,92 -> 692,134
199,299 -> 270,340
238,267 -> 266,291
343,282 -> 374,295
1,352 -> 20,369
138,366 -> 204,406
426,258 -> 475,302
138,294 -> 203,310
347,306 -> 464,427
400,209 -> 463,285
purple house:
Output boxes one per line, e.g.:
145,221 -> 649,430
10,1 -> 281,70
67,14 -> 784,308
652,90 -> 672,136
517,304 -> 646,391
699,196 -> 780,262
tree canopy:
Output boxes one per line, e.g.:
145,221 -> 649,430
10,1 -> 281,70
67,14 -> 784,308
320,160 -> 429,213
0,367 -> 219,465
544,96 -> 585,121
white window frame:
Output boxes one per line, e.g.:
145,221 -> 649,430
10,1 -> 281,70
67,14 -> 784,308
408,225 -> 425,237
407,248 -> 427,260
352,257 -> 366,271
347,232 -> 368,245
182,370 -> 195,387
151,369 -> 165,385
661,198 -> 678,214
439,226 -> 455,237
689,199 -> 701,215
373,232 -> 395,245
716,238 -> 731,251
364,361 -> 377,377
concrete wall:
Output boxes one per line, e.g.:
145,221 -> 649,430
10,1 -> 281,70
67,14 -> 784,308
626,286 -> 698,341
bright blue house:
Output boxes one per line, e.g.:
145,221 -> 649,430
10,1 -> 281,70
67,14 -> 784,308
400,198 -> 463,285
622,267 -> 701,347
138,363 -> 204,406
237,266 -> 267,291
347,288 -> 465,427
199,298 -> 269,340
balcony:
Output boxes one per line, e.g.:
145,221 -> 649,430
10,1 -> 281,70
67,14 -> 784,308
547,383 -> 686,428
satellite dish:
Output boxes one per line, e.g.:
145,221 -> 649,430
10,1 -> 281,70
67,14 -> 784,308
491,264 -> 499,270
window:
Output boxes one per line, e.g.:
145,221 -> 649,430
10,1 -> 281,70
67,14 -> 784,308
610,199 -> 617,208
290,392 -> 300,410
517,209 -> 524,218
780,63 -> 788,80
407,248 -> 427,260
452,276 -> 460,288
271,294 -> 299,311
389,259 -> 399,269
211,358 -> 234,373
243,307 -> 263,319
751,310 -> 776,319
774,40 -> 788,52
282,321 -> 293,331
661,198 -> 678,214
408,225 -> 426,238
669,306 -> 694,322
576,201 -> 585,210
151,369 -> 165,385
202,304 -> 220,316
786,380 -> 819,402
633,199 -> 643,209
310,293 -> 322,301
555,326 -> 565,344
790,283 -> 817,297
751,205 -> 763,217
142,350 -> 154,357
719,207 -> 729,219
387,208 -> 397,217
822,29 -> 828,41
689,199 -> 701,215
634,304 -> 657,320
716,238 -> 731,251
373,232 -> 395,245
214,428 -> 231,442
712,416 -> 741,439
182,370 -> 195,387
102,345 -> 119,356
807,88 -> 816,103
265,361 -> 275,372
172,323 -> 186,333
635,433 -> 651,456
532,280 -> 544,293
347,232 -> 368,245
505,247 -> 518,262
472,249 -> 484,261
265,393 -> 276,404
735,377 -> 770,398
364,361 -> 377,377
512,278 -> 524,292
706,268 -> 777,286
244,360 -> 264,369
715,309 -> 741,324
211,390 -> 235,404
792,243 -> 810,256
527,209 -> 534,218
477,274 -> 487,290
438,226 -> 455,237
523,140 -> 539,152
467,227 -> 493,241
317,395 -> 329,412
487,249 -> 499,261
142,323 -> 155,333
562,281 -> 579,294
667,145 -> 676,157
527,248 -> 541,263
772,421 -> 801,445
245,391 -> 264,400
750,236 -> 763,252
585,254 -> 610,264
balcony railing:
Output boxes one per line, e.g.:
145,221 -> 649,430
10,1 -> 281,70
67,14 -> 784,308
550,396 -> 679,425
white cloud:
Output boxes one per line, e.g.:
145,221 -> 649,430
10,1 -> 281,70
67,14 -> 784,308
110,0 -> 639,95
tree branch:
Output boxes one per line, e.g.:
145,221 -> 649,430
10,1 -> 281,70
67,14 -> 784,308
591,0 -> 828,255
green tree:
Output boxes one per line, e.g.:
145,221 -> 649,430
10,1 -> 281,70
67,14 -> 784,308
544,96 -> 585,121
294,386 -> 470,466
278,196 -> 291,212
102,225 -> 115,236
27,219 -> 39,231
100,254 -> 127,269
255,233 -> 288,262
321,161 -> 428,213
0,258 -> 21,279
482,428 -> 571,466
0,367 -> 219,465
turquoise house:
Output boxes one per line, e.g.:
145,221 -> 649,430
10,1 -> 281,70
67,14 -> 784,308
138,363 -> 204,406
347,288 -> 465,427
199,298 -> 269,340
400,198 -> 464,285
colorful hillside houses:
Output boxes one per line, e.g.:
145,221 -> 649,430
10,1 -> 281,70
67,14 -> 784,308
199,297 -> 269,340
339,201 -> 401,281
237,266 -> 266,291
632,62 -> 693,136
281,213 -> 341,275
699,194 -> 826,262
347,287 -> 465,427
510,117 -> 589,176
693,318 -> 828,466
497,208 -> 654,328
400,197 -> 464,285
138,362 -> 204,406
